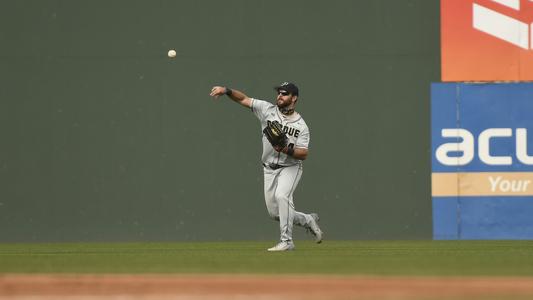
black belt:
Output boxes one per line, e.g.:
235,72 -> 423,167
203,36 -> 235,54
263,163 -> 286,170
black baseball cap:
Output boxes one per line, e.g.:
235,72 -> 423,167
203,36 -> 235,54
274,82 -> 299,96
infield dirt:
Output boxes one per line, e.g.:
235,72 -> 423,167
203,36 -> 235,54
2,274 -> 533,300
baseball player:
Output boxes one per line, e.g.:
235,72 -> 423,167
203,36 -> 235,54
209,82 -> 323,251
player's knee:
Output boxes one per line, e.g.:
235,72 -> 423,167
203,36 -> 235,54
274,192 -> 289,202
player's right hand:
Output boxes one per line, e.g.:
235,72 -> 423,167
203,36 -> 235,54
210,86 -> 226,99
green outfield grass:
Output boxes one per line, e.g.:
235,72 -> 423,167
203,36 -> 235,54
1,240 -> 533,275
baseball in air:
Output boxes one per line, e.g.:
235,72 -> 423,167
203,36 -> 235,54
167,49 -> 176,58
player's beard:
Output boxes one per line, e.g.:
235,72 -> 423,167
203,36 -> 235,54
278,103 -> 294,115
276,101 -> 294,115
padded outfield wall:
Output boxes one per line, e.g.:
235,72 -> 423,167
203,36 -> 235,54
0,1 -> 439,242
432,83 -> 533,240
435,1 -> 533,239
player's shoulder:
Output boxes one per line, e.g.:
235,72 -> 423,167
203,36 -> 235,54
251,98 -> 275,113
299,119 -> 309,133
251,98 -> 275,108
293,112 -> 308,127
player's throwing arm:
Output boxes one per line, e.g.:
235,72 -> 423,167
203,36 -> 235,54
210,86 -> 252,108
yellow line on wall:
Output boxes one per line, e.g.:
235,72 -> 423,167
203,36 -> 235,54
432,172 -> 533,196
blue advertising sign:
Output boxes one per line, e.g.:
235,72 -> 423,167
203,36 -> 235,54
432,83 -> 533,239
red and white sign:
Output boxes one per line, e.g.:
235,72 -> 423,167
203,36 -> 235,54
441,0 -> 533,81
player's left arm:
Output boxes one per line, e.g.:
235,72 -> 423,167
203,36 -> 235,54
280,124 -> 310,160
283,146 -> 308,160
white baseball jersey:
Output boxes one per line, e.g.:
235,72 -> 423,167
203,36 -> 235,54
251,99 -> 310,166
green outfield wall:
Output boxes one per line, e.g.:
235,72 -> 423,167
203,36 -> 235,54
0,0 -> 440,242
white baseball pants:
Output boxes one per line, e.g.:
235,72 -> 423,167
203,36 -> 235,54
263,163 -> 313,242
